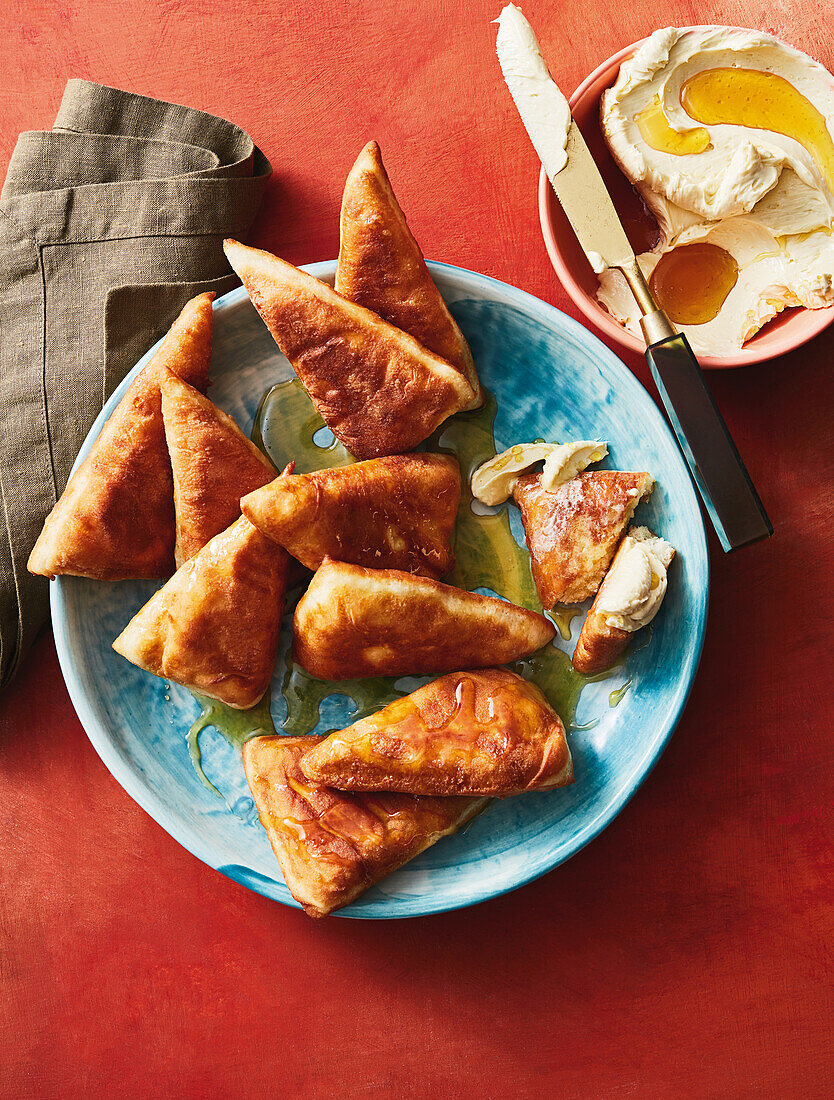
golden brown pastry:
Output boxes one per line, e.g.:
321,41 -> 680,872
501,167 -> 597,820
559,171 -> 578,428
243,734 -> 485,918
241,453 -> 459,578
335,141 -> 481,406
161,371 -> 276,566
223,239 -> 475,459
512,471 -> 654,608
301,668 -> 573,798
292,559 -> 556,680
573,526 -> 676,673
28,293 -> 214,580
112,517 -> 288,709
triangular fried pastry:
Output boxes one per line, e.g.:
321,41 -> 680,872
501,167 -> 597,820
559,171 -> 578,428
243,734 -> 485,918
112,517 -> 288,709
335,141 -> 481,407
28,293 -> 215,580
161,371 -> 276,566
302,668 -> 573,798
293,559 -> 555,680
223,239 -> 475,459
572,526 -> 676,674
241,453 -> 459,578
512,471 -> 654,608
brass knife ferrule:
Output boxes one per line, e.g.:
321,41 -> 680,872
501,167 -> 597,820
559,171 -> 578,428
618,257 -> 677,345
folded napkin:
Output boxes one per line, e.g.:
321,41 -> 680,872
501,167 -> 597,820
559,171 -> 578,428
0,80 -> 271,688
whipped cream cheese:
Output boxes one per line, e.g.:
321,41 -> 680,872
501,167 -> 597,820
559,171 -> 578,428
472,440 -> 607,505
495,4 -> 571,183
543,440 -> 608,488
602,26 -> 834,224
599,26 -> 834,355
596,526 -> 675,632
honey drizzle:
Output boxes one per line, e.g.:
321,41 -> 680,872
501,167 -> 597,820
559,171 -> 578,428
681,67 -> 834,193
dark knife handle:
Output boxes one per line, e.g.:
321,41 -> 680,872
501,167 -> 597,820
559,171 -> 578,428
644,333 -> 773,552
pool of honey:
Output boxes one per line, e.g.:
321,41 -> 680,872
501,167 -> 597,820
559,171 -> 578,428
649,242 -> 740,325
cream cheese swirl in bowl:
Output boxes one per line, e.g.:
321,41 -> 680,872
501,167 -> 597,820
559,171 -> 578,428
597,26 -> 834,356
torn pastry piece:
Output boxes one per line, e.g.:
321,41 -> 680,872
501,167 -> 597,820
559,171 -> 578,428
223,239 -> 475,459
302,668 -> 573,798
573,526 -> 676,674
293,559 -> 555,680
161,371 -> 276,565
241,453 -> 460,578
335,140 -> 482,406
243,734 -> 485,918
513,471 -> 654,608
113,517 -> 288,709
472,439 -> 608,505
28,293 -> 215,580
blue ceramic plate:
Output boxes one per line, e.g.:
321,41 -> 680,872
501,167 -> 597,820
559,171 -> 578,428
52,262 -> 708,918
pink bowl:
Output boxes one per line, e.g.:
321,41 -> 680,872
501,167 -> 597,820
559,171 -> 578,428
538,37 -> 834,369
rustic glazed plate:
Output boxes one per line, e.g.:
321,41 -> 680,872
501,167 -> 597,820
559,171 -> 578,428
52,262 -> 709,918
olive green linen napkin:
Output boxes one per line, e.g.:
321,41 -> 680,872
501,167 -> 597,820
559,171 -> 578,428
0,80 -> 271,688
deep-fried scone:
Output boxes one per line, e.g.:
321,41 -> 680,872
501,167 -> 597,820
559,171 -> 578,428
112,517 -> 288,709
293,559 -> 556,680
302,668 -> 573,798
28,294 -> 215,580
243,735 -> 485,918
161,371 -> 276,565
573,526 -> 675,674
223,239 -> 475,458
335,141 -> 482,407
241,454 -> 460,577
512,471 -> 654,607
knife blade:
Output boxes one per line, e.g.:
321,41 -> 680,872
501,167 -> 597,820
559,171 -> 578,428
550,120 -> 636,273
495,3 -> 772,551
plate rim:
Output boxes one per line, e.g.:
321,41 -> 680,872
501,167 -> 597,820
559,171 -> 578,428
51,260 -> 710,918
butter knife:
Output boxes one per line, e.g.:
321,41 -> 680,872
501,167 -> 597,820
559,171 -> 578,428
495,4 -> 772,551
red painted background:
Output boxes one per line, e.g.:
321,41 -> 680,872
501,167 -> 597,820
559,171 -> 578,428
1,1 -> 832,1096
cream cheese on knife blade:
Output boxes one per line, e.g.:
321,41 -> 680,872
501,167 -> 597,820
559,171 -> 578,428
495,4 -> 572,185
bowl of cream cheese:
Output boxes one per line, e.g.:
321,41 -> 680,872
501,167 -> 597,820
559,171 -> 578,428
539,26 -> 834,368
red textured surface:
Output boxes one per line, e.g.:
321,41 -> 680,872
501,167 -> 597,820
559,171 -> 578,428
2,1 -> 833,1097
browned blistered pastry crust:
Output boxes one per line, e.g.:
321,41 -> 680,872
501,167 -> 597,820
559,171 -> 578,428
292,558 -> 555,680
241,453 -> 459,578
572,528 -> 676,673
223,239 -> 474,459
243,734 -> 485,918
301,668 -> 573,798
161,370 -> 275,566
512,471 -> 654,608
28,293 -> 215,580
571,608 -> 631,674
112,517 -> 288,709
335,141 -> 481,406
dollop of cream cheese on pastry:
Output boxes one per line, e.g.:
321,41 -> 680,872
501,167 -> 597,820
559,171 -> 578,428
495,4 -> 572,184
542,441 -> 608,489
596,526 -> 675,632
472,440 -> 607,505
